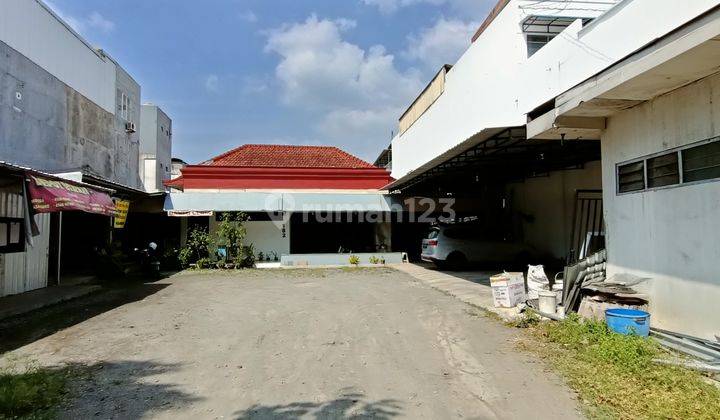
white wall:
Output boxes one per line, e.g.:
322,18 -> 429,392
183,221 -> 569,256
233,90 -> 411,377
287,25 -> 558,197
208,217 -> 290,259
601,72 -> 720,340
139,105 -> 173,191
392,0 -> 719,180
0,0 -> 117,113
245,220 -> 290,258
507,161 -> 602,259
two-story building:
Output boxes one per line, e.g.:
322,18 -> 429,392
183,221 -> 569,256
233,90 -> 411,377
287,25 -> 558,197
0,0 -> 168,295
388,0 -> 720,339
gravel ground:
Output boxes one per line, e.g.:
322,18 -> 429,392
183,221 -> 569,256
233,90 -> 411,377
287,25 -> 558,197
1,268 -> 581,419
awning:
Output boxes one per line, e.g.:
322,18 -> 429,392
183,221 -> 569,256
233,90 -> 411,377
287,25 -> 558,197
164,192 -> 397,213
528,6 -> 720,140
27,174 -> 116,216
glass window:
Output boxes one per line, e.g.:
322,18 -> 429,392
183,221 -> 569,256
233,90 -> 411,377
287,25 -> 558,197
527,34 -> 554,57
618,161 -> 645,193
647,152 -> 679,188
682,140 -> 720,183
0,217 -> 25,253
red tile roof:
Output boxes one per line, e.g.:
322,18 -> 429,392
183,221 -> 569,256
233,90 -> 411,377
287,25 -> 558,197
203,144 -> 377,169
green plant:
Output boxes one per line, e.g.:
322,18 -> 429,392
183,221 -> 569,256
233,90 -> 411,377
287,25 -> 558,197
522,313 -> 720,419
187,226 -> 212,262
196,257 -> 213,269
0,365 -> 70,418
216,212 -> 248,262
509,310 -> 540,328
368,256 -> 380,264
236,244 -> 256,268
177,247 -> 192,269
257,251 -> 264,262
349,255 -> 360,266
271,251 -> 279,261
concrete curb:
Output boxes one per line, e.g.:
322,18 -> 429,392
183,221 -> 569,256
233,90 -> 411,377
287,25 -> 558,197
0,285 -> 102,321
390,264 -> 522,322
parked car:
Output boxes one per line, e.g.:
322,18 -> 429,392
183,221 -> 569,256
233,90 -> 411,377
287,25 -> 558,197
421,223 -> 533,269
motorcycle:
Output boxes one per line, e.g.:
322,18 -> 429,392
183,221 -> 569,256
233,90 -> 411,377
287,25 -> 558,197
134,242 -> 161,279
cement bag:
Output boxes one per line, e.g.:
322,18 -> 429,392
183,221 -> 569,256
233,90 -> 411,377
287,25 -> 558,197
527,264 -> 550,300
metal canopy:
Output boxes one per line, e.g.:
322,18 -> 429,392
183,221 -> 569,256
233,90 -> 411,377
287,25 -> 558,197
522,16 -> 589,34
395,127 -> 601,194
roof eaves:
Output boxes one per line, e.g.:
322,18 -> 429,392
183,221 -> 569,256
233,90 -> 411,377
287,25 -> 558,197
472,0 -> 511,42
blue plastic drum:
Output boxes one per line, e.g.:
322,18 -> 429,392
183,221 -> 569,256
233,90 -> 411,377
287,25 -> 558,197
605,308 -> 650,337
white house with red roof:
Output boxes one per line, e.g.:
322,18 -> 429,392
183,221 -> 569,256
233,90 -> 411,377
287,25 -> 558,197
164,145 -> 398,262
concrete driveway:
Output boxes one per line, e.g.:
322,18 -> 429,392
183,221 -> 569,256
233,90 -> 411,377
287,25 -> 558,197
2,268 -> 581,419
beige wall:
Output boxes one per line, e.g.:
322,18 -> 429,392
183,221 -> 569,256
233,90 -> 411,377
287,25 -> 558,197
506,161 -> 602,260
601,72 -> 720,339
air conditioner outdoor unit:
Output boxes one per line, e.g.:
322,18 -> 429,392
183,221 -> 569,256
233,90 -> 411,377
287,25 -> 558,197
125,121 -> 136,133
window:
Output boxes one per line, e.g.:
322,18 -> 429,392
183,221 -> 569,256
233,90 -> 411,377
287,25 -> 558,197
617,161 -> 645,193
647,152 -> 679,188
682,140 -> 720,183
617,136 -> 720,194
527,34 -> 554,57
0,217 -> 25,253
120,92 -> 132,122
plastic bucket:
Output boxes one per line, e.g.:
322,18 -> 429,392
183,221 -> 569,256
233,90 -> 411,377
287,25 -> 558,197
605,308 -> 650,337
538,290 -> 557,314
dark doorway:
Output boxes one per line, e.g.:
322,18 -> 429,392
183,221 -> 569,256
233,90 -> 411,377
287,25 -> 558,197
290,212 -> 376,254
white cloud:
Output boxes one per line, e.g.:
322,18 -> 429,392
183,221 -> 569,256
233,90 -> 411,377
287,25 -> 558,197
239,10 -> 258,23
264,15 -> 423,157
44,2 -> 115,35
265,15 -> 421,110
405,17 -> 478,68
204,74 -> 220,93
361,0 -> 490,15
87,12 -> 115,34
242,75 -> 269,94
318,107 -> 401,157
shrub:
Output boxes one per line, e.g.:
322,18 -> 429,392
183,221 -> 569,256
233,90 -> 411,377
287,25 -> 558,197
186,226 -> 212,263
349,255 -> 360,266
196,257 -> 213,270
216,212 -> 248,262
177,247 -> 192,269
369,256 -> 380,264
236,244 -> 256,268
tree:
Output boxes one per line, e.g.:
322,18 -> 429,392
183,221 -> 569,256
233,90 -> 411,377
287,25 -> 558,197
216,212 -> 249,261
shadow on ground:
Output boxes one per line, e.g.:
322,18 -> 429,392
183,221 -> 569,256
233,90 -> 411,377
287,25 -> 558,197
60,359 -> 201,418
234,388 -> 402,419
1,359 -> 199,419
0,282 -> 169,353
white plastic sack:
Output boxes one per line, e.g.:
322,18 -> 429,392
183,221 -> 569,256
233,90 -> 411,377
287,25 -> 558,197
527,264 -> 550,300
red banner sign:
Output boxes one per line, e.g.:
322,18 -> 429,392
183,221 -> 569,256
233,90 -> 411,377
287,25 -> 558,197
27,175 -> 116,216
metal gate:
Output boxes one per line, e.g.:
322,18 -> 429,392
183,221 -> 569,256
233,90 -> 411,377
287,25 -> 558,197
567,190 -> 605,265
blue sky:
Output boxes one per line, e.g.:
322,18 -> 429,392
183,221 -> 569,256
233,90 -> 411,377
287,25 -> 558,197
46,0 -> 495,163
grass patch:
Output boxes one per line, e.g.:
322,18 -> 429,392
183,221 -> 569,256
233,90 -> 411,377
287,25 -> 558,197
0,364 -> 72,419
522,314 -> 720,419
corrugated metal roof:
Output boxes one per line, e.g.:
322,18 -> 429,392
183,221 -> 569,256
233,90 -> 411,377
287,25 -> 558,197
0,161 -> 115,193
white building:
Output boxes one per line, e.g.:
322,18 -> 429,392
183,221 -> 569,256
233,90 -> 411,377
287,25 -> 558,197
389,0 -> 720,339
140,104 -> 173,192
